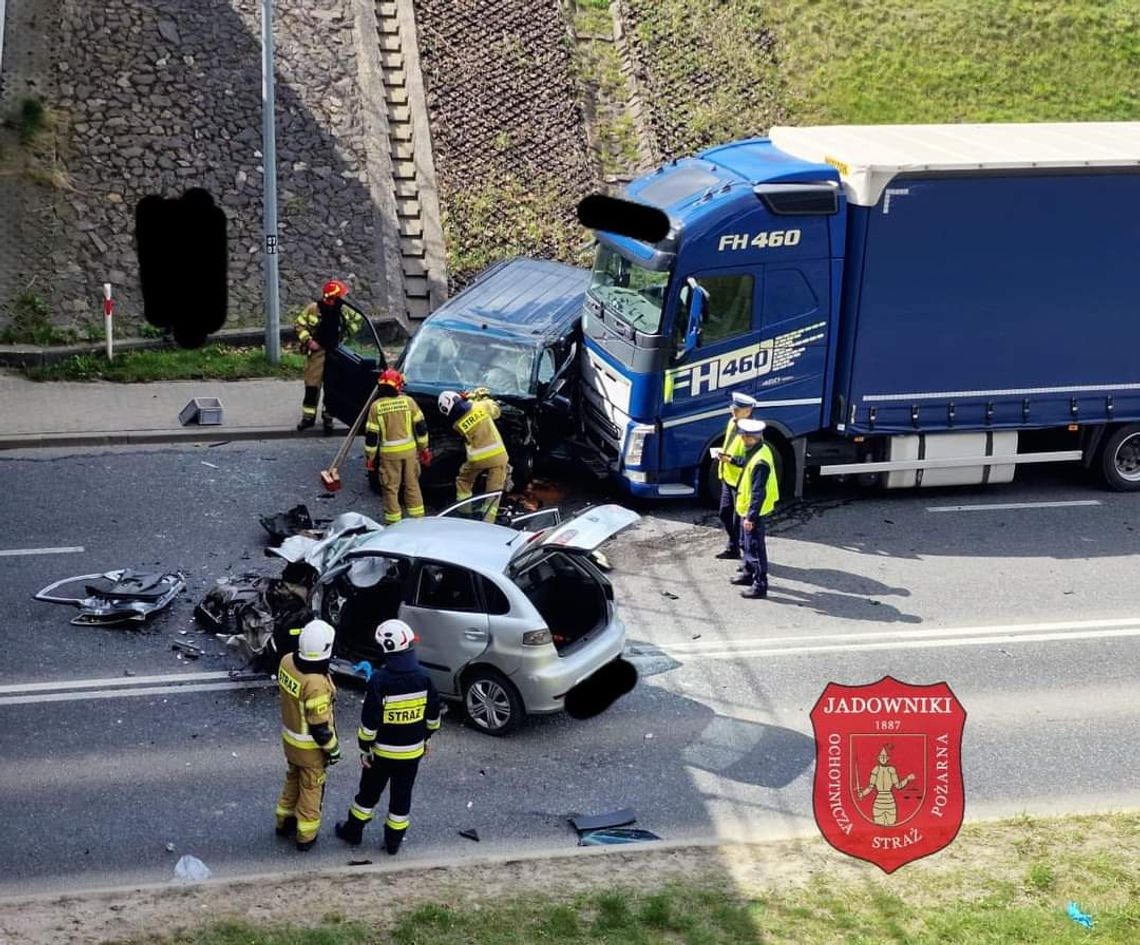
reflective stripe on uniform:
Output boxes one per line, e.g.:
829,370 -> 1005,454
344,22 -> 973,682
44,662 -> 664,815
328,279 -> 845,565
358,726 -> 378,742
426,717 -> 441,732
467,441 -> 507,460
297,817 -> 320,833
407,505 -> 425,517
383,692 -> 427,708
304,694 -> 330,712
384,511 -> 402,524
275,804 -> 294,818
372,741 -> 424,760
282,726 -> 317,749
350,802 -> 374,822
385,813 -> 410,831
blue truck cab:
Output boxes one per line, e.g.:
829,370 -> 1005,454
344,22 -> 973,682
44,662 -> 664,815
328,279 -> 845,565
579,122 -> 1140,499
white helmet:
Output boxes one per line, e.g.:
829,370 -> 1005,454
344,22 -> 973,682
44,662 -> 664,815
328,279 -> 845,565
438,390 -> 462,416
298,619 -> 335,661
375,618 -> 416,653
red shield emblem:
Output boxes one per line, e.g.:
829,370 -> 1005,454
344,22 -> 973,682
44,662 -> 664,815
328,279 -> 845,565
810,676 -> 966,873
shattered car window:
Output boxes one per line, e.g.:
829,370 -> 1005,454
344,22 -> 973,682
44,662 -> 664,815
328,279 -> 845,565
402,325 -> 535,396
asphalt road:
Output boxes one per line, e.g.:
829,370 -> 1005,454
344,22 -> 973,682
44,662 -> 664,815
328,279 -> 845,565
1,441 -> 1138,896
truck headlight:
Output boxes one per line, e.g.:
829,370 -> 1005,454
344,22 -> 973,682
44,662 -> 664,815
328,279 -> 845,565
625,423 -> 656,467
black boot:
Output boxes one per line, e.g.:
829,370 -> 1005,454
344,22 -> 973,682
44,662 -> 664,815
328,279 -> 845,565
296,416 -> 316,431
740,585 -> 768,600
275,815 -> 297,837
730,573 -> 753,586
322,415 -> 335,435
715,546 -> 741,560
296,835 -> 318,852
384,826 -> 404,856
335,819 -> 364,846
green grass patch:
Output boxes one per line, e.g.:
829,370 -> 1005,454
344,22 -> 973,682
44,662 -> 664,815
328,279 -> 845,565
24,344 -> 305,382
0,290 -> 78,346
622,0 -> 1140,158
121,813 -> 1140,945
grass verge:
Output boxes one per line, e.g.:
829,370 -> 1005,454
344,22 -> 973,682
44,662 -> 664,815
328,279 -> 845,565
24,344 -> 305,382
112,813 -> 1140,945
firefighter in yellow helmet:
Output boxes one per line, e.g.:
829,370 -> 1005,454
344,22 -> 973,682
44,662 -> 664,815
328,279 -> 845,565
730,418 -> 780,600
438,388 -> 509,522
274,619 -> 341,851
294,279 -> 363,433
364,369 -> 431,524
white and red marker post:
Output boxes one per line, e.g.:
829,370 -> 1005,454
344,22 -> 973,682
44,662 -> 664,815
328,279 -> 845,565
103,282 -> 114,361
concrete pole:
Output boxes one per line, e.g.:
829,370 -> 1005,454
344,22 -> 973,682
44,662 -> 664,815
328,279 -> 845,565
260,0 -> 281,363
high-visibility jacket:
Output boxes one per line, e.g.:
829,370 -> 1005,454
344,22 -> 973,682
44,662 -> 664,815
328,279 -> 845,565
277,652 -> 339,765
453,398 -> 507,463
357,660 -> 441,762
735,443 -> 779,520
364,393 -> 428,464
295,299 -> 363,350
718,417 -> 748,487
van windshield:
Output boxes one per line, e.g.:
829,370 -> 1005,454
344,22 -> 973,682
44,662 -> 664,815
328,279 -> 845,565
588,244 -> 670,335
402,325 -> 535,396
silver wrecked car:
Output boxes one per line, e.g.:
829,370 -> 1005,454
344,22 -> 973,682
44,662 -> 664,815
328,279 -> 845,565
307,500 -> 640,735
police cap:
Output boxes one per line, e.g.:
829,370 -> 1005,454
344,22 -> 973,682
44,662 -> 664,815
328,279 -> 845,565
737,418 -> 767,436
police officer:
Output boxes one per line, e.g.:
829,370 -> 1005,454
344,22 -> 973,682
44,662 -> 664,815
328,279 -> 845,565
715,392 -> 759,559
364,368 -> 431,523
335,619 -> 440,856
274,619 -> 341,851
438,387 -> 510,522
730,418 -> 779,599
294,279 -> 364,433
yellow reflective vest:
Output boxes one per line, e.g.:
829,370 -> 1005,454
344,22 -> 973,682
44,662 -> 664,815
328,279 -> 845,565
735,443 -> 779,519
718,417 -> 748,487
453,398 -> 507,463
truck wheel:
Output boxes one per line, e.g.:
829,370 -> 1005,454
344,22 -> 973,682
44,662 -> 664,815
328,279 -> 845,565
1099,423 -> 1140,492
508,447 -> 535,492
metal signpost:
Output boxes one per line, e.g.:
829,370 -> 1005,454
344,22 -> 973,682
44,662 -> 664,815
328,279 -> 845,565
260,0 -> 281,363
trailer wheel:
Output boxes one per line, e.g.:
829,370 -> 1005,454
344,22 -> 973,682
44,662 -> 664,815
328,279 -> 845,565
1099,424 -> 1140,492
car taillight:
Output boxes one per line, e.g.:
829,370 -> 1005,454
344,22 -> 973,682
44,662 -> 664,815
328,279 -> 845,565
522,629 -> 553,646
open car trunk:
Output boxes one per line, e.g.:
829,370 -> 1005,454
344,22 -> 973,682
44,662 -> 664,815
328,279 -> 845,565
511,551 -> 611,654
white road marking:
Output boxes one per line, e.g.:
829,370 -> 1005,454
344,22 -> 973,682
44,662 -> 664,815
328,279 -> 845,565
0,670 -> 244,695
0,546 -> 85,557
926,500 -> 1102,512
642,616 -> 1140,661
0,680 -> 276,707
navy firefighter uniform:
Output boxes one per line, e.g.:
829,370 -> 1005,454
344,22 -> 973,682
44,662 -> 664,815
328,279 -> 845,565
731,418 -> 779,599
335,619 -> 440,856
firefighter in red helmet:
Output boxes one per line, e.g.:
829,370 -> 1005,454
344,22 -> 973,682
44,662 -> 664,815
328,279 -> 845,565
364,368 -> 431,523
294,280 -> 363,433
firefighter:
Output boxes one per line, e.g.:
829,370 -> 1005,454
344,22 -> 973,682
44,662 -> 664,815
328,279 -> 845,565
294,279 -> 363,433
364,368 -> 431,524
274,619 -> 342,851
715,391 -> 759,559
731,418 -> 779,599
335,619 -> 440,856
438,387 -> 510,522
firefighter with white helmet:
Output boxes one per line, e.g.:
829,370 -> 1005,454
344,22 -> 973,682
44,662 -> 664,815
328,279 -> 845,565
438,387 -> 509,522
335,619 -> 440,856
274,619 -> 341,850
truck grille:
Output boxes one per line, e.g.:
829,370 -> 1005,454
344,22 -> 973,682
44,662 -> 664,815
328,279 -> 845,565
584,397 -> 621,442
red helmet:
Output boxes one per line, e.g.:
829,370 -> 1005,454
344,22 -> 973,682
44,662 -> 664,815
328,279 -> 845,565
321,279 -> 349,301
377,368 -> 406,391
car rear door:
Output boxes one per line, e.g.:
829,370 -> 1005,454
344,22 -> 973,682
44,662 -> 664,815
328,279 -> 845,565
322,303 -> 388,426
399,560 -> 490,697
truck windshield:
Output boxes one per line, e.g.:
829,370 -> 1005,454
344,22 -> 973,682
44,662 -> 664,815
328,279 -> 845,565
402,325 -> 535,396
589,244 -> 670,335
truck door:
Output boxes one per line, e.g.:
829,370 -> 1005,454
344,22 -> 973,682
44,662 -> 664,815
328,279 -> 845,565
659,267 -> 761,475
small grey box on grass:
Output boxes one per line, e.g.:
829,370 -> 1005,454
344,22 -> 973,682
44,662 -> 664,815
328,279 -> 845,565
178,397 -> 224,425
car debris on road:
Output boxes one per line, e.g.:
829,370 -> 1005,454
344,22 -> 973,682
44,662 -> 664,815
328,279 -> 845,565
34,569 -> 185,626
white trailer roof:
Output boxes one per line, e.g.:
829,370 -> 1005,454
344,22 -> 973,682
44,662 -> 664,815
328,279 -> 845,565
769,122 -> 1140,207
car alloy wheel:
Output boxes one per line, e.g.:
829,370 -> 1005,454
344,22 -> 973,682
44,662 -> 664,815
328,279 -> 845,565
463,670 -> 524,736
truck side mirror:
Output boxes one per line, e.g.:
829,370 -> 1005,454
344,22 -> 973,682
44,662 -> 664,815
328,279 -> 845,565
680,278 -> 708,360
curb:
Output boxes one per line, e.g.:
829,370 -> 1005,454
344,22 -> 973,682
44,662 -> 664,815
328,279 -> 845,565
0,426 -> 331,451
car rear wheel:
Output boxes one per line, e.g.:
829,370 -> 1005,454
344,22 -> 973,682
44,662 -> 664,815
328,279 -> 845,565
1099,423 -> 1140,492
462,668 -> 525,736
